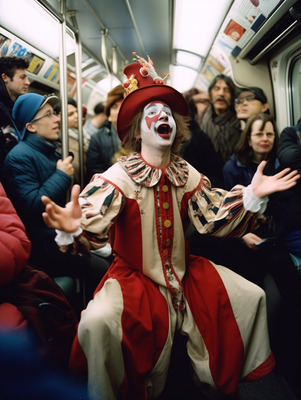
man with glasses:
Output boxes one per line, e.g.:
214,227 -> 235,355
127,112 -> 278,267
2,93 -> 110,306
0,56 -> 30,166
235,86 -> 270,129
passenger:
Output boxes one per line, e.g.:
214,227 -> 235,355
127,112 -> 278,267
86,84 -> 125,182
84,101 -> 107,137
41,54 -> 300,400
199,73 -> 241,165
182,87 -> 211,123
54,97 -> 90,186
235,86 -> 270,130
223,114 -> 279,190
0,181 -> 31,332
276,118 -> 301,273
181,88 -> 224,187
2,93 -> 109,305
0,180 -> 78,370
0,56 -> 30,166
190,114 -> 301,379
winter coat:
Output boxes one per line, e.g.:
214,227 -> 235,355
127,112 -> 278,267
3,133 -> 72,244
181,119 -> 224,187
0,182 -> 31,330
86,119 -> 121,181
223,154 -> 279,190
0,79 -> 21,166
274,125 -> 301,240
0,182 -> 31,288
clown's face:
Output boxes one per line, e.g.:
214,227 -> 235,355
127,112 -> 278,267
140,101 -> 176,151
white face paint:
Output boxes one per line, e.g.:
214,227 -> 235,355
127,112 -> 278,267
140,101 -> 177,151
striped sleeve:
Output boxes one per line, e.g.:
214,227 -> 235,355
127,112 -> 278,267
188,176 -> 258,238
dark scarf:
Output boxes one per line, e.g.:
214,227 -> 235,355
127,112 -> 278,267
200,106 -> 241,164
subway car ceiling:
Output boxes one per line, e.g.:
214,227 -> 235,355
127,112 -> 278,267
0,0 -> 300,112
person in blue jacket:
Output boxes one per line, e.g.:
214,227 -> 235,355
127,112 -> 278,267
2,93 -> 109,304
223,113 -> 279,190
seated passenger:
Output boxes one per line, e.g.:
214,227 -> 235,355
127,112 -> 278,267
276,117 -> 301,273
223,113 -> 279,190
0,181 -> 77,370
2,93 -> 109,304
41,54 -> 300,400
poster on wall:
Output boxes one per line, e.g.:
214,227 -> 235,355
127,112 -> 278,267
0,33 -> 12,57
43,61 -> 60,83
26,53 -> 45,75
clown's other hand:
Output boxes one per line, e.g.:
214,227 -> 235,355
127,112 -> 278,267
251,161 -> 300,198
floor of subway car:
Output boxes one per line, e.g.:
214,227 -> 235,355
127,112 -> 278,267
157,333 -> 300,400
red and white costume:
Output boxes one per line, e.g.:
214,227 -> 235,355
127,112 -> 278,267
68,152 -> 275,400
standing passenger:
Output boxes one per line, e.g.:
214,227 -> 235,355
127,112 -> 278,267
84,102 -> 107,137
54,97 -> 90,186
86,85 -> 125,182
181,89 -> 224,187
41,54 -> 299,400
0,56 -> 30,166
235,86 -> 270,130
200,74 -> 240,165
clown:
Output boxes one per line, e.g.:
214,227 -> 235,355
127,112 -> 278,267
41,54 -> 299,400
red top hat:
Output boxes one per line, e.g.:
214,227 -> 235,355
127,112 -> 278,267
117,52 -> 188,141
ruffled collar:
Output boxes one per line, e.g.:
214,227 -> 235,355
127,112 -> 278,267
118,152 -> 189,187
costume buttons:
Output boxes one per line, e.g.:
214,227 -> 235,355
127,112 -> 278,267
162,185 -> 169,192
164,220 -> 171,228
162,202 -> 169,210
165,239 -> 171,247
163,249 -> 169,257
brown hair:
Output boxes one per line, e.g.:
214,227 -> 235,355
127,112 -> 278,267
235,113 -> 279,165
122,109 -> 190,155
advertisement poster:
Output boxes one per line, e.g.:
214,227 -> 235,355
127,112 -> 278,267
27,53 -> 45,75
43,61 -> 60,83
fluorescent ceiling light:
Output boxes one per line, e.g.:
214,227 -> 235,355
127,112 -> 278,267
169,65 -> 198,93
175,50 -> 202,70
173,0 -> 232,57
0,0 -> 75,58
96,76 -> 122,92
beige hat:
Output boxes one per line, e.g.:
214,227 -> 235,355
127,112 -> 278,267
104,84 -> 125,116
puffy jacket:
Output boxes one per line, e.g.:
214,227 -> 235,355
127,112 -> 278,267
0,182 -> 31,288
3,133 -> 72,244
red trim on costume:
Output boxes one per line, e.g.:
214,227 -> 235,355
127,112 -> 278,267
184,255 -> 244,396
243,352 -> 275,382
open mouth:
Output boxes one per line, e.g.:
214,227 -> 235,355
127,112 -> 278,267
157,123 -> 171,138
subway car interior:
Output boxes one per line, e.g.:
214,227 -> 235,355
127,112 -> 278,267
1,0 -> 301,399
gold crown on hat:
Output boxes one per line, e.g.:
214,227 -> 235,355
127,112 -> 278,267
123,52 -> 170,95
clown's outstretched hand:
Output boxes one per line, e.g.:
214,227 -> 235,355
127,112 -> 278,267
41,184 -> 82,233
251,161 -> 300,198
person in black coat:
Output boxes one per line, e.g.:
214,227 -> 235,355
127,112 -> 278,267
181,91 -> 224,187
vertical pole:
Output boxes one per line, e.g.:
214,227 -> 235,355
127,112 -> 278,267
59,0 -> 69,159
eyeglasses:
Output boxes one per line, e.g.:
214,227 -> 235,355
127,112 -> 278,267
235,95 -> 258,104
30,110 -> 57,123
251,132 -> 275,138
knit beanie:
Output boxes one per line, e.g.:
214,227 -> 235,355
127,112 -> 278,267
13,93 -> 58,138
